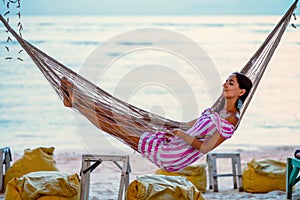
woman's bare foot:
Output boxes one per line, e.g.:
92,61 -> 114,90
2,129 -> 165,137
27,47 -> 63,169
60,77 -> 74,107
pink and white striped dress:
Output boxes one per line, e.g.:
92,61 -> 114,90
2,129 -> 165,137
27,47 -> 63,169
138,108 -> 235,172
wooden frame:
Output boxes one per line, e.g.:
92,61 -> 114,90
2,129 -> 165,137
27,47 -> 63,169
80,154 -> 131,200
207,152 -> 243,192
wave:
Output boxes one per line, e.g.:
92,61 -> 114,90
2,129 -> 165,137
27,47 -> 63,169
36,22 -> 54,27
117,41 -> 153,46
0,119 -> 23,127
260,124 -> 300,130
70,41 -> 99,45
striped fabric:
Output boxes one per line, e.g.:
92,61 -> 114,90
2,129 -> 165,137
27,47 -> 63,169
138,108 -> 235,172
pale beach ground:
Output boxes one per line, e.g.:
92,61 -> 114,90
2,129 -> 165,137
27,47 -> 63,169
1,145 -> 299,200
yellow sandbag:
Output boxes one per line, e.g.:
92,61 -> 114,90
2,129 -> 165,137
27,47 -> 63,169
155,165 -> 206,192
126,174 -> 204,200
5,171 -> 80,200
242,159 -> 286,193
4,147 -> 59,190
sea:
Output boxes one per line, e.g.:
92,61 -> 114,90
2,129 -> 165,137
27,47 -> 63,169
0,15 -> 299,156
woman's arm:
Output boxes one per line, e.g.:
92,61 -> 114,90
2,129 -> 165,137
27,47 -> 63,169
184,118 -> 198,127
172,129 -> 226,154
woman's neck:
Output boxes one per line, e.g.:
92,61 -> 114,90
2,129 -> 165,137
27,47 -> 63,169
224,99 -> 237,113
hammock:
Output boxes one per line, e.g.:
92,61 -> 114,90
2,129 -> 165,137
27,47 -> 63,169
0,0 -> 298,150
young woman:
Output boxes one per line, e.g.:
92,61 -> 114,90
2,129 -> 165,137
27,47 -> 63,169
61,72 -> 252,171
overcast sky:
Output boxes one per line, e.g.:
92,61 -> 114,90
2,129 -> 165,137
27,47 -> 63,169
16,0 -> 297,15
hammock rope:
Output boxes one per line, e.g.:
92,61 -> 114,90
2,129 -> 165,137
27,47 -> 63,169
0,0 -> 298,149
212,0 -> 298,127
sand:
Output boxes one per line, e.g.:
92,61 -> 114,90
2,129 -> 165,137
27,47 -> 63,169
1,145 -> 300,199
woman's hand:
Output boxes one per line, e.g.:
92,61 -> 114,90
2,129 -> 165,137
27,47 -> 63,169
171,130 -> 206,152
164,129 -> 177,138
171,129 -> 227,154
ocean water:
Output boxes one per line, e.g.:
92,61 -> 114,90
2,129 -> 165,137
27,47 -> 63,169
0,15 -> 299,155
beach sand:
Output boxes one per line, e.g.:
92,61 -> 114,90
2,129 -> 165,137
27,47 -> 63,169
2,145 -> 299,199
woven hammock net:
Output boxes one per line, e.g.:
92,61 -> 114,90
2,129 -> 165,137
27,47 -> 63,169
0,0 -> 298,151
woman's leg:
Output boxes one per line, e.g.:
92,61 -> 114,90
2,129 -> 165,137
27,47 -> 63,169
60,78 -> 143,151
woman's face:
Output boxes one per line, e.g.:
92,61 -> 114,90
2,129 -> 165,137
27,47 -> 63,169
223,74 -> 245,99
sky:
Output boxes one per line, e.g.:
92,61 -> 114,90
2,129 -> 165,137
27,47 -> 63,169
14,0 -> 298,15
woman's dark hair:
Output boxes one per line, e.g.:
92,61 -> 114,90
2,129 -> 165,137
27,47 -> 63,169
233,72 -> 252,110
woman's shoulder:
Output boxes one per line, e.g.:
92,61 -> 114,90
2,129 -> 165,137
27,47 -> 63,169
225,111 -> 240,127
200,107 -> 239,126
213,109 -> 239,127
201,108 -> 213,115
